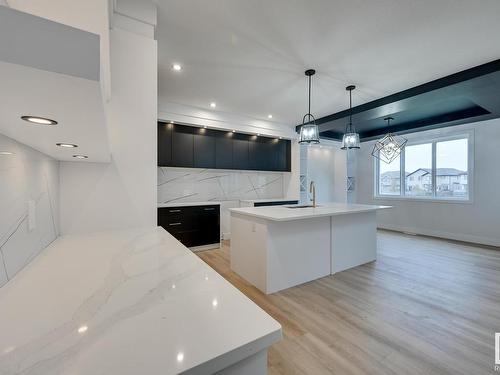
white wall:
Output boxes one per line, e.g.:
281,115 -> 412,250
59,23 -> 157,234
301,142 -> 347,204
0,133 -> 59,288
355,118 -> 500,247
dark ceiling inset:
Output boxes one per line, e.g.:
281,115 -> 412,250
296,59 -> 500,141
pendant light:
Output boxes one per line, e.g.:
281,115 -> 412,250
298,69 -> 320,144
341,85 -> 360,150
371,117 -> 408,164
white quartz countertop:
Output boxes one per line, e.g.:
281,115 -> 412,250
0,227 -> 281,375
158,201 -> 221,208
239,198 -> 300,204
230,202 -> 391,221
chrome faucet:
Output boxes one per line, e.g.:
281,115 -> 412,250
309,181 -> 316,208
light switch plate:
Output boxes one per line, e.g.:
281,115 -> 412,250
28,200 -> 36,232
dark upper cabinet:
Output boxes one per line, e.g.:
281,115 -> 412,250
172,125 -> 194,167
193,128 -> 216,168
215,131 -> 233,169
158,123 -> 291,172
275,139 -> 291,172
158,122 -> 172,166
249,136 -> 275,171
233,133 -> 250,170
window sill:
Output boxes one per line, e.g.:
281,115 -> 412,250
373,195 -> 473,205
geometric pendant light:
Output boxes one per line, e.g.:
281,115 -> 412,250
340,85 -> 360,150
298,69 -> 320,144
371,117 -> 408,164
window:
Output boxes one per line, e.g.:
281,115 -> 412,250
405,143 -> 432,197
375,133 -> 471,201
436,139 -> 468,199
378,154 -> 400,195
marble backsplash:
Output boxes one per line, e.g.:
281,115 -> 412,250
158,167 -> 284,204
158,167 -> 285,239
0,133 -> 59,288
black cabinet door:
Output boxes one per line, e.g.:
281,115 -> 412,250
233,133 -> 250,170
157,123 -> 172,166
215,132 -> 233,169
158,206 -> 220,248
193,128 -> 216,168
249,137 -> 275,170
248,136 -> 261,170
172,125 -> 194,167
275,139 -> 291,172
194,206 -> 220,246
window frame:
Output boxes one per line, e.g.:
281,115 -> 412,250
374,129 -> 474,204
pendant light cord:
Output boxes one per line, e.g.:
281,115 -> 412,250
348,89 -> 353,133
308,74 -> 312,116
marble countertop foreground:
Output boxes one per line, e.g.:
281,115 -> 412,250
0,227 -> 281,374
230,203 -> 391,221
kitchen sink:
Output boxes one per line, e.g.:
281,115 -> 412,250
286,205 -> 321,209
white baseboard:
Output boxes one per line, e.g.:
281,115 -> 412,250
222,232 -> 231,240
378,224 -> 500,248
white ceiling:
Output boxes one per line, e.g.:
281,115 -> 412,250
157,0 -> 500,128
0,5 -> 109,162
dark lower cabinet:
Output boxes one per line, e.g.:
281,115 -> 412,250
158,205 -> 220,248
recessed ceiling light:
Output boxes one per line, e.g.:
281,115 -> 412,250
210,102 -> 217,108
171,63 -> 182,71
232,130 -> 235,133
73,155 -> 88,159
21,116 -> 57,125
77,325 -> 88,334
0,151 -> 14,155
56,143 -> 78,148
268,114 -> 273,119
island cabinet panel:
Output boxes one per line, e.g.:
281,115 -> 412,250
158,205 -> 220,249
157,122 -> 291,172
215,132 -> 234,169
193,128 -> 216,168
171,124 -> 194,167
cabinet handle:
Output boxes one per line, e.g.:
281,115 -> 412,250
169,209 -> 181,213
169,222 -> 182,226
204,208 -> 215,211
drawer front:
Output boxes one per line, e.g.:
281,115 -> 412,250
158,206 -> 220,247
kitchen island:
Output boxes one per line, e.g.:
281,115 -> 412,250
229,203 -> 390,294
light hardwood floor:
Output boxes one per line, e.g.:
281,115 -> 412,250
197,230 -> 500,375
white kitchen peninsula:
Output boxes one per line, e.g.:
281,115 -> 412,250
0,227 -> 281,375
229,203 -> 390,294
